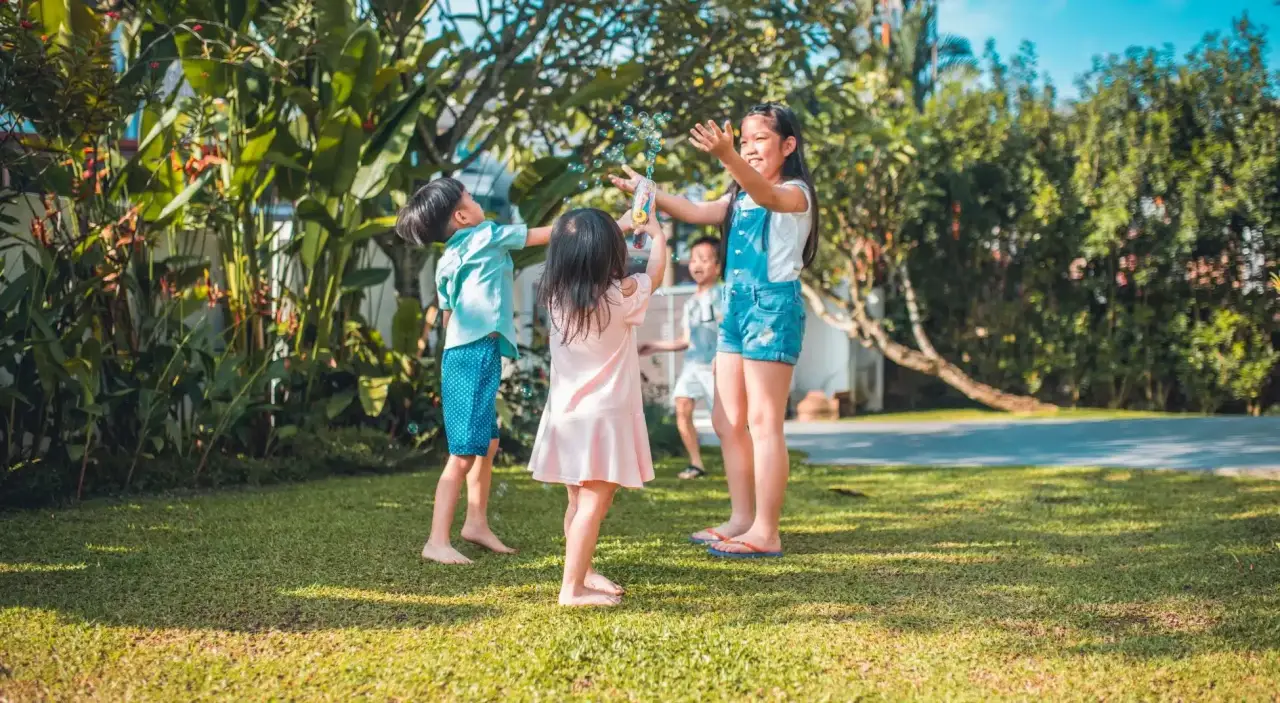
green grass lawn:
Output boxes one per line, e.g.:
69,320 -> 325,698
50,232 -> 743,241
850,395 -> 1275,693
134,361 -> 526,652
3,453 -> 1279,701
846,408 -> 1181,423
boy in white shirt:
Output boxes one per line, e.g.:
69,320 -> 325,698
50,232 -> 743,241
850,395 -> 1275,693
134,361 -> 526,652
639,236 -> 722,479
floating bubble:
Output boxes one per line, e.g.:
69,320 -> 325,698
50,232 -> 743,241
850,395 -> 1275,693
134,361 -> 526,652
408,423 -> 419,435
592,159 -> 602,168
638,111 -> 649,121
622,105 -> 633,117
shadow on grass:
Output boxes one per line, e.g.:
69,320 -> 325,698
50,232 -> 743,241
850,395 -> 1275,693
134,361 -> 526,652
1,452 -> 1278,661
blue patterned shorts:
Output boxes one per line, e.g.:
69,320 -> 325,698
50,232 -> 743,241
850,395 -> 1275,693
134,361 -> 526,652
441,336 -> 502,456
717,280 -> 806,365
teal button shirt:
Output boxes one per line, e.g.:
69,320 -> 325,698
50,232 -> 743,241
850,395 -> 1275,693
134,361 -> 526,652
435,221 -> 528,359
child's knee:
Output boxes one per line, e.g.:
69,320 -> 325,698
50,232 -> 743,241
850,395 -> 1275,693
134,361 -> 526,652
579,482 -> 616,514
712,409 -> 747,437
747,407 -> 784,437
446,454 -> 477,477
675,398 -> 696,423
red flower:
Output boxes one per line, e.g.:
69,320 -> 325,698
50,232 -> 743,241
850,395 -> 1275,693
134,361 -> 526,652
105,10 -> 120,18
150,61 -> 160,69
362,119 -> 375,132
191,23 -> 202,31
20,20 -> 34,29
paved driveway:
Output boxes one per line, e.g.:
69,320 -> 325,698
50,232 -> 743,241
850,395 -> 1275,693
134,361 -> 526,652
696,416 -> 1280,475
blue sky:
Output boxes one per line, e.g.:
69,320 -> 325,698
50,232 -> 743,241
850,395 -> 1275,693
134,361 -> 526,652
939,0 -> 1280,97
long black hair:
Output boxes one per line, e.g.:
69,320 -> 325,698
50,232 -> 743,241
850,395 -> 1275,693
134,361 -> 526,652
719,103 -> 820,268
537,208 -> 629,344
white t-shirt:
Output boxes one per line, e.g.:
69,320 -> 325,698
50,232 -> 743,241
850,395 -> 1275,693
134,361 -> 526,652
725,179 -> 812,282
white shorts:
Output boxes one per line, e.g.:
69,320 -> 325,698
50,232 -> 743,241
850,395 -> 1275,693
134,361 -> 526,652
672,362 -> 715,407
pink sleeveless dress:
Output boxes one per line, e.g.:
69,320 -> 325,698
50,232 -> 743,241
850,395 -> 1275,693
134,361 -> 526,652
529,274 -> 655,489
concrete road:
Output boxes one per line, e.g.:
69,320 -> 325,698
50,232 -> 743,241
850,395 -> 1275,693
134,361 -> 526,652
694,416 -> 1280,475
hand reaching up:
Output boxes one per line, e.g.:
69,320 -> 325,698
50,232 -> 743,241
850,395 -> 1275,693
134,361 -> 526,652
608,165 -> 644,195
688,120 -> 736,160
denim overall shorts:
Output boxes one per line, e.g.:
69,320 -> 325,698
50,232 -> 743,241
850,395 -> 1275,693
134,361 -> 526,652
717,194 -> 806,365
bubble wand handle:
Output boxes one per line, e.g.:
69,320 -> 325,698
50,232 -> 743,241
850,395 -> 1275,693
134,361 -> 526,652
631,177 -> 656,249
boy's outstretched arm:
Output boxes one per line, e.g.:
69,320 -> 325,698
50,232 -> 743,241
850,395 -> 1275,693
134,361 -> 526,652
524,226 -> 553,248
639,337 -> 690,356
639,311 -> 691,355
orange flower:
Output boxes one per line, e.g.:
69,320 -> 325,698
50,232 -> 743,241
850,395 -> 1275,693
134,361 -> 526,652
30,217 -> 51,247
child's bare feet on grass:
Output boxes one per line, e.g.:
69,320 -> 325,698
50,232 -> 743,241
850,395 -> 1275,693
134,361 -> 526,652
585,570 -> 624,596
559,586 -> 622,607
421,542 -> 472,565
460,525 -> 517,554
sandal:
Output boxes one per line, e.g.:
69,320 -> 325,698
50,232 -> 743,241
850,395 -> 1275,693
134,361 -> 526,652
678,465 -> 707,480
708,538 -> 784,559
689,528 -> 732,545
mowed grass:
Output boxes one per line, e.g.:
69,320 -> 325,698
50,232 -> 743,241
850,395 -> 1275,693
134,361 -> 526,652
2,452 -> 1279,701
846,408 -> 1179,423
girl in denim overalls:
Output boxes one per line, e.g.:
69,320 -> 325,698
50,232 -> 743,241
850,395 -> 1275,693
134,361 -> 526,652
610,103 -> 818,558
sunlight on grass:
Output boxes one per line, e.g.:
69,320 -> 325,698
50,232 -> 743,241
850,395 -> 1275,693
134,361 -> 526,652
283,586 -> 476,607
85,544 -> 137,554
1,456 -> 1278,700
0,562 -> 89,574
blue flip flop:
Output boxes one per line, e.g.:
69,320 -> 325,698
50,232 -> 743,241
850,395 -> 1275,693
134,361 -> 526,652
708,539 -> 783,559
689,529 -> 731,545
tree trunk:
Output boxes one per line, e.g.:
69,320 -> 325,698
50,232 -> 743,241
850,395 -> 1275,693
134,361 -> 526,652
800,282 -> 1057,414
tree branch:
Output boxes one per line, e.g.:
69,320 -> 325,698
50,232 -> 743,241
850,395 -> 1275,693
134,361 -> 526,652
895,261 -> 941,359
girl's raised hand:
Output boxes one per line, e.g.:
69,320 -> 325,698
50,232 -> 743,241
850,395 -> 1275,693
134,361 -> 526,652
689,120 -> 735,160
608,165 -> 643,195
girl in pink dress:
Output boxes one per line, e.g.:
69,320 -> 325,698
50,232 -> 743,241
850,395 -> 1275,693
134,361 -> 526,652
529,208 -> 668,607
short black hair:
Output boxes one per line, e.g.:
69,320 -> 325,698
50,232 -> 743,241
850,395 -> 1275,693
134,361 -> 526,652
689,235 -> 721,264
395,177 -> 466,246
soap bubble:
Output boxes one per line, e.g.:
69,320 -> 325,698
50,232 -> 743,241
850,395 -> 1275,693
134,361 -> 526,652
638,111 -> 649,121
622,105 -> 633,117
592,159 -> 602,168
407,422 -> 419,435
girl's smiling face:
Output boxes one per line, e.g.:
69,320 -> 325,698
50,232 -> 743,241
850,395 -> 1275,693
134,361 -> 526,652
738,114 -> 796,182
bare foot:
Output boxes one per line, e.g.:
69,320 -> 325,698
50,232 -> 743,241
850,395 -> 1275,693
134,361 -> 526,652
585,570 -> 624,596
691,521 -> 749,544
558,587 -> 622,607
460,525 -> 517,555
421,542 -> 473,565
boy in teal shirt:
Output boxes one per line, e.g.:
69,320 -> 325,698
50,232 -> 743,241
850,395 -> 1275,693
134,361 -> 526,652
396,177 -> 552,565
